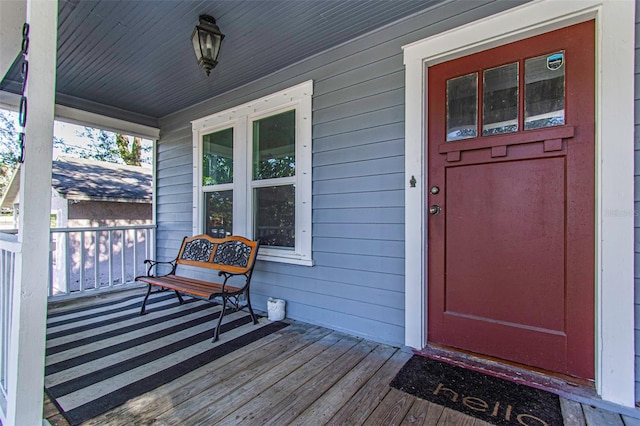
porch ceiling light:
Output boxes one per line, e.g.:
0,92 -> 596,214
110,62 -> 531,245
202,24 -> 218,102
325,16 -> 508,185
191,15 -> 225,76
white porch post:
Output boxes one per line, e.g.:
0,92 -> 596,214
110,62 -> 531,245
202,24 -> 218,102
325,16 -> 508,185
5,0 -> 58,424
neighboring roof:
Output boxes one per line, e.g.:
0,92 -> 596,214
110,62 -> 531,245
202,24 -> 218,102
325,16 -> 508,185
52,157 -> 152,203
0,163 -> 21,209
0,157 -> 152,208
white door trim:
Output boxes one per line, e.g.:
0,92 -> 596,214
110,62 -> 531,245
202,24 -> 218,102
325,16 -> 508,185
403,0 -> 635,407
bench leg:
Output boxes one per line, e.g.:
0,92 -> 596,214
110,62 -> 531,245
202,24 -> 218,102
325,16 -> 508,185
245,290 -> 259,325
140,284 -> 153,315
212,296 -> 228,342
174,290 -> 184,304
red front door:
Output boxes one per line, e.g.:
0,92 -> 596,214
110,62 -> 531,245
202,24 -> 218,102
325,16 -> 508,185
427,21 -> 595,379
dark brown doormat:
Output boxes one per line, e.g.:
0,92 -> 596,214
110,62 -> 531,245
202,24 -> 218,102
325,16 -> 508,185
390,355 -> 563,425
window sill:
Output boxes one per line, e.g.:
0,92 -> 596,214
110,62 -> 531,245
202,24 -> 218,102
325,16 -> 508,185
257,253 -> 314,267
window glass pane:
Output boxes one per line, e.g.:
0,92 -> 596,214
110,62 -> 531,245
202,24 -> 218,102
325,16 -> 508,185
483,63 -> 518,136
525,51 -> 565,130
254,185 -> 295,248
446,73 -> 478,141
204,190 -> 232,238
203,128 -> 233,185
253,110 -> 295,180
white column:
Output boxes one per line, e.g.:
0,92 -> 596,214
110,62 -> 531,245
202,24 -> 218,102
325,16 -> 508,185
5,0 -> 58,425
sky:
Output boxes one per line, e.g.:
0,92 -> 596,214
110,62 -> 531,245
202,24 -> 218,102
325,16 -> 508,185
2,109 -> 153,166
54,120 -> 93,158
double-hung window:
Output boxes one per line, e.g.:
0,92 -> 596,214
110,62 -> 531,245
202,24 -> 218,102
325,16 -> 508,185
192,80 -> 313,266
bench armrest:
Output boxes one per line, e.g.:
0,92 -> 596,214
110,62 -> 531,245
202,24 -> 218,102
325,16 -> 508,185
218,270 -> 250,292
143,259 -> 177,277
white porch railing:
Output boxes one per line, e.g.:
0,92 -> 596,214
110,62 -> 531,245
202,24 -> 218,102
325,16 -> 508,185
0,232 -> 20,420
1,224 -> 154,420
49,225 -> 155,299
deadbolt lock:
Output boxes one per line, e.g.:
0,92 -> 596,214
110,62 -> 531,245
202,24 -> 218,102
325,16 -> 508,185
430,186 -> 440,194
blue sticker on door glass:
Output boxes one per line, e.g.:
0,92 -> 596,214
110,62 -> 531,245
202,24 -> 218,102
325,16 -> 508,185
547,53 -> 564,71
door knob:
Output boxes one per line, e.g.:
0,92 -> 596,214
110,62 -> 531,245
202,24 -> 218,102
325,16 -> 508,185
429,205 -> 441,215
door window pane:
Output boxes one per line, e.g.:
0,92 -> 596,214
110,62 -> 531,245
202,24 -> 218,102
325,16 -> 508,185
483,63 -> 518,136
254,185 -> 295,248
204,190 -> 233,238
525,51 -> 565,130
203,128 -> 233,185
446,73 -> 478,141
253,110 -> 295,180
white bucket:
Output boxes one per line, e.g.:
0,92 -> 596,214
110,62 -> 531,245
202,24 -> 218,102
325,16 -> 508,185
267,298 -> 286,321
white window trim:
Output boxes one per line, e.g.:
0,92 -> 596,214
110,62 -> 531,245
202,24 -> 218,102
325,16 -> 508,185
192,80 -> 313,266
403,0 -> 635,407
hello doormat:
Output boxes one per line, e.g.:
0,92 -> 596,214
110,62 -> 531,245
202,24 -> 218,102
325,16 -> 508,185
390,355 -> 563,425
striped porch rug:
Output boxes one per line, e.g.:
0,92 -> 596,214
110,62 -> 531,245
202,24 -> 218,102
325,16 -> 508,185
45,291 -> 288,425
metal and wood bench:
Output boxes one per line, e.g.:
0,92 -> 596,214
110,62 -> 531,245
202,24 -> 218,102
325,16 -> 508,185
135,234 -> 260,341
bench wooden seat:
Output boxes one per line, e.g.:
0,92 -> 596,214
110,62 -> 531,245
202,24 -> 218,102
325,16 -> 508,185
135,235 -> 260,342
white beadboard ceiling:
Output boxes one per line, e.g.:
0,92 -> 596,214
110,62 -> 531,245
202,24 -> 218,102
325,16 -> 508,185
1,0 -> 444,124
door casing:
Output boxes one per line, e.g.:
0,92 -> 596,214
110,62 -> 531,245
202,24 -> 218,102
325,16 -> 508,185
402,0 -> 635,407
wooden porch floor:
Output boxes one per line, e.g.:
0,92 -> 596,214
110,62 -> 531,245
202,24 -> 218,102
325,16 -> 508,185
44,290 -> 638,426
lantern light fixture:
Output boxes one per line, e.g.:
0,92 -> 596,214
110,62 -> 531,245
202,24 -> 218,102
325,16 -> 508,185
191,15 -> 225,76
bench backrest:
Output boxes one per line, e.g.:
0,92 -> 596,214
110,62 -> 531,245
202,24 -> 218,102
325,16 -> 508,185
176,235 -> 260,275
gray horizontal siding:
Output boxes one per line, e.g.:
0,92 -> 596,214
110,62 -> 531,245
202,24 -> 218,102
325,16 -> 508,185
314,139 -> 405,167
314,123 -> 405,153
635,0 -> 640,401
313,207 -> 404,224
314,191 -> 405,210
155,0 -> 523,346
314,105 -> 404,139
314,88 -> 404,124
314,158 -> 405,181
154,127 -> 193,256
314,174 -> 404,194
313,237 -> 403,257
